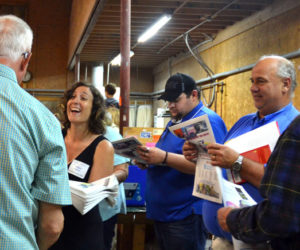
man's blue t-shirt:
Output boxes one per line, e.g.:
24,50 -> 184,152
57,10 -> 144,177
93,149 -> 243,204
146,102 -> 227,222
202,103 -> 299,240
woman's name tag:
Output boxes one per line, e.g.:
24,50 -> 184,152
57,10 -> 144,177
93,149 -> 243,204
68,160 -> 90,179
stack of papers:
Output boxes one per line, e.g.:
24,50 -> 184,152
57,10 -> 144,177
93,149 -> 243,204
69,175 -> 119,215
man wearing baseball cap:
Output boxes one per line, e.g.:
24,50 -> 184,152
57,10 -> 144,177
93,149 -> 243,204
136,73 -> 227,250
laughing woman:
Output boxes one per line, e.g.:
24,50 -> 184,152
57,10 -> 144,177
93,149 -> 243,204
50,82 -> 114,250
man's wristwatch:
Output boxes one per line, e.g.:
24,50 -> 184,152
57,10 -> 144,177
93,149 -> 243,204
231,155 -> 244,173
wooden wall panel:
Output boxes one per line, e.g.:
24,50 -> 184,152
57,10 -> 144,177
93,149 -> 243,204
21,0 -> 72,105
153,4 -> 300,130
106,66 -> 154,93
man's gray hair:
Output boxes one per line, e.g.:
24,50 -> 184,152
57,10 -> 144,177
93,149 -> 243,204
257,55 -> 297,92
0,15 -> 33,62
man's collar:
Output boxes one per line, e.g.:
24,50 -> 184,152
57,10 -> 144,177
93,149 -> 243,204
255,103 -> 293,121
0,64 -> 18,83
182,101 -> 203,121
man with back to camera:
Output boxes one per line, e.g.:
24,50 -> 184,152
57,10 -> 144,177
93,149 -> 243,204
136,73 -> 227,250
0,15 -> 71,249
183,55 -> 299,248
105,83 -> 120,108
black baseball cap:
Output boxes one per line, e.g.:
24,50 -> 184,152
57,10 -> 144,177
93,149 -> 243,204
158,73 -> 197,102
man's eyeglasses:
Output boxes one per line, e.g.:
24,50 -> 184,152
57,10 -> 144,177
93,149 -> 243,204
22,52 -> 30,59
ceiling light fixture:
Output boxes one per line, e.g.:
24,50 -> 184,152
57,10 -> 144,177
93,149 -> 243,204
138,14 -> 172,43
110,51 -> 134,66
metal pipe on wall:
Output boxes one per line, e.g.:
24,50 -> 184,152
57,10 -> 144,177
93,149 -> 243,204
131,48 -> 300,97
196,48 -> 300,85
120,0 -> 131,134
75,54 -> 80,82
85,64 -> 88,81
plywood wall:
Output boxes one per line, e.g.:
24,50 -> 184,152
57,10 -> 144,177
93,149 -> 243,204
24,0 -> 71,90
108,66 -> 154,93
11,0 -> 72,107
153,4 -> 300,130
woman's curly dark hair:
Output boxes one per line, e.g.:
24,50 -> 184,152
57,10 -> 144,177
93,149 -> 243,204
61,82 -> 106,134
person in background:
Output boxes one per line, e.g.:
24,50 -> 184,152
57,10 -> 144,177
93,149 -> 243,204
100,111 -> 129,250
105,83 -> 120,109
0,15 -> 71,249
136,73 -> 227,250
50,82 -> 114,250
106,106 -> 120,129
218,114 -> 300,250
183,55 -> 299,249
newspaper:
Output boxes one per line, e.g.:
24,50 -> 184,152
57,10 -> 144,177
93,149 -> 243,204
173,115 -> 276,249
111,136 -> 147,164
69,174 -> 119,215
192,156 -> 223,203
192,157 -> 256,205
169,114 -> 215,153
169,114 -> 255,204
225,121 -> 279,250
192,122 -> 279,204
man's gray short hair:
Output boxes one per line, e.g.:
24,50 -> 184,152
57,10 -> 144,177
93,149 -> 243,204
257,55 -> 297,92
0,15 -> 33,62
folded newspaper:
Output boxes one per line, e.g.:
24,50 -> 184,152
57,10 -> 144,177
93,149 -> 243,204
169,115 -> 279,207
192,121 -> 279,204
192,150 -> 257,205
171,115 -> 277,249
111,136 -> 147,164
69,174 -> 119,215
169,114 -> 215,153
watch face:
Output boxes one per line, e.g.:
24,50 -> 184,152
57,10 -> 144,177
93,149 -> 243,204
23,71 -> 32,83
232,162 -> 242,172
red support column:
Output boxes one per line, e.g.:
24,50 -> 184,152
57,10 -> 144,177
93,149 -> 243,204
120,0 -> 131,135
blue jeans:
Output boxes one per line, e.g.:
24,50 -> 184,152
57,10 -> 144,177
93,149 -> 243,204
154,214 -> 207,250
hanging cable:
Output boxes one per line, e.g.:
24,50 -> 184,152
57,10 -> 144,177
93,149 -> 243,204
201,84 -> 216,108
184,34 -> 214,77
184,33 -> 216,107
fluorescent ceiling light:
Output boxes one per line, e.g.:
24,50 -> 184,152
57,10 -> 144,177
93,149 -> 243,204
110,51 -> 134,66
138,14 -> 172,43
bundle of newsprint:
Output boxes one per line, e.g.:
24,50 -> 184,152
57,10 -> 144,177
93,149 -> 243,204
169,114 -> 280,249
69,174 -> 119,215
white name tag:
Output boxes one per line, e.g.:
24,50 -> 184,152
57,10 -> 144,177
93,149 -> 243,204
68,160 -> 90,179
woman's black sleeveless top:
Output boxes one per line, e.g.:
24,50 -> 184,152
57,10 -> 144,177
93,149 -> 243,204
50,133 -> 106,250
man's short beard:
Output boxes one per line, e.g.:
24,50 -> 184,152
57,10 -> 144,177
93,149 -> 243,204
171,113 -> 183,122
